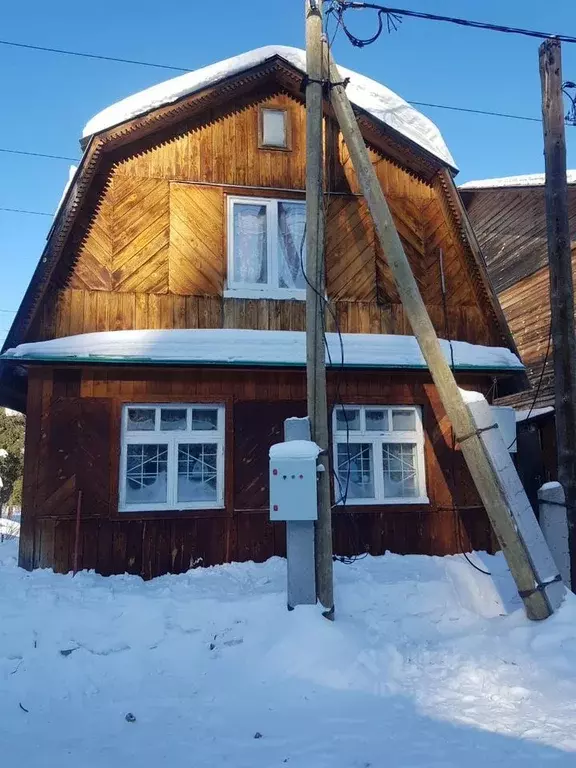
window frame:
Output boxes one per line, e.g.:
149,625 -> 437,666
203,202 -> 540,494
258,106 -> 290,150
225,195 -> 307,300
332,405 -> 428,506
119,403 -> 225,513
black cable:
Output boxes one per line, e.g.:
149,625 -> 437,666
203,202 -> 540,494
507,323 -> 553,450
0,207 -> 53,217
0,148 -> 78,162
0,38 -> 190,71
407,101 -> 541,124
332,2 -> 576,45
437,247 -> 491,576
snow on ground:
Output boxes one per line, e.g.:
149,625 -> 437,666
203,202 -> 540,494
1,537 -> 576,767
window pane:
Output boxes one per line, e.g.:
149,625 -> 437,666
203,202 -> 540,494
365,409 -> 388,432
337,442 -> 374,500
335,408 -> 360,432
382,443 -> 418,498
178,443 -> 218,503
262,109 -> 287,147
191,408 -> 218,431
126,408 -> 155,431
233,203 -> 267,285
160,408 -> 187,431
392,409 -> 416,431
125,444 -> 168,504
278,202 -> 306,289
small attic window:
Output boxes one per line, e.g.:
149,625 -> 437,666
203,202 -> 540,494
260,108 -> 289,149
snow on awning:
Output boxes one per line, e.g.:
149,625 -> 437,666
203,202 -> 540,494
460,171 -> 576,190
1,329 -> 524,373
82,45 -> 456,170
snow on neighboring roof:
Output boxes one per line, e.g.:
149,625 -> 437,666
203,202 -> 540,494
82,45 -> 456,169
1,329 -> 523,372
460,171 -> 576,190
515,406 -> 554,422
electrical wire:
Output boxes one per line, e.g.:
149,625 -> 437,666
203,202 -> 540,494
406,101 -> 540,124
438,247 -> 492,576
330,2 -> 576,45
0,207 -> 53,217
0,148 -> 78,162
0,38 -> 190,72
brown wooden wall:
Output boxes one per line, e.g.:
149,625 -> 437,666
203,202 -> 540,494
26,90 -> 504,348
20,364 -> 496,578
464,185 -> 576,408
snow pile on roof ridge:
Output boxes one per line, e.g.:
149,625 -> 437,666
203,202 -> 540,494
1,328 -> 523,371
82,45 -> 456,169
460,171 -> 576,190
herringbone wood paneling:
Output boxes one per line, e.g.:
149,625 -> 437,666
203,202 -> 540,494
70,184 -> 114,291
112,177 -> 170,293
326,197 -> 376,301
169,184 -> 224,295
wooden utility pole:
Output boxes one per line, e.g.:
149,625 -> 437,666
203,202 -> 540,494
326,46 -> 553,620
305,0 -> 334,617
539,38 -> 576,590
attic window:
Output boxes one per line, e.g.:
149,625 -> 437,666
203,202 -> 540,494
260,108 -> 289,149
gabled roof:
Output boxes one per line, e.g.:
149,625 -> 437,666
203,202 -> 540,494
83,45 -> 457,169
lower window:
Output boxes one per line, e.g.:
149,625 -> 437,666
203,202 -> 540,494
119,404 -> 225,512
333,405 -> 427,505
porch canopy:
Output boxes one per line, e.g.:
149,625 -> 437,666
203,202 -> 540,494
1,328 -> 524,374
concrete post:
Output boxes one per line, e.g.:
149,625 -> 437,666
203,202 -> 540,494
284,417 -> 317,608
539,482 -> 571,588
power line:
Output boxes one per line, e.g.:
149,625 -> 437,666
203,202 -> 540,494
0,148 -> 78,162
0,207 -> 53,217
331,2 -> 576,45
0,310 -> 16,314
0,39 -> 190,72
407,101 -> 540,124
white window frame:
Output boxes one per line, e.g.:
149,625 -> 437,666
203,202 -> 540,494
119,404 -> 225,513
332,405 -> 428,506
225,195 -> 306,300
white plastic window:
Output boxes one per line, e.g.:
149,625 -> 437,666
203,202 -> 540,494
261,108 -> 287,147
227,196 -> 306,299
333,405 -> 428,505
120,404 -> 225,512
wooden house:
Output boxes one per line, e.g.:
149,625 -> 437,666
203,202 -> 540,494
0,46 -> 527,578
461,174 -> 576,504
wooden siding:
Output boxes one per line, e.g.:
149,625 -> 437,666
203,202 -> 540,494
20,365 -> 495,577
23,89 -> 507,349
464,185 -> 576,408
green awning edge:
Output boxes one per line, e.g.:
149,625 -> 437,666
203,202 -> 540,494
0,351 -> 525,373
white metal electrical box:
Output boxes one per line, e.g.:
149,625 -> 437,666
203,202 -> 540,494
269,440 -> 320,521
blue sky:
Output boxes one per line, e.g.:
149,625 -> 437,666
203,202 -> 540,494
1,0 -> 575,347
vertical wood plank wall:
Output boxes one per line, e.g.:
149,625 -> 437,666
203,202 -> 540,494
21,365 -> 495,577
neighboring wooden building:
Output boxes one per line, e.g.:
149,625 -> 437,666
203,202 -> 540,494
460,172 -> 576,410
0,46 -> 527,578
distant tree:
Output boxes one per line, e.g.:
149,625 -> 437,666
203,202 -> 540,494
0,410 -> 25,510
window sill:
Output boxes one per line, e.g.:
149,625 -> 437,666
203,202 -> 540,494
335,496 -> 430,507
119,503 -> 225,514
224,287 -> 306,301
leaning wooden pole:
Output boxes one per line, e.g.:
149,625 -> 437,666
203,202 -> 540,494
326,46 -> 552,620
305,0 -> 334,617
539,38 -> 576,591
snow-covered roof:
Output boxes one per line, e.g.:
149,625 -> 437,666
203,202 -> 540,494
82,45 -> 456,169
515,406 -> 554,423
1,329 -> 523,372
460,172 -> 576,190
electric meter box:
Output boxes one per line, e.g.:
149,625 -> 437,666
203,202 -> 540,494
269,439 -> 320,521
